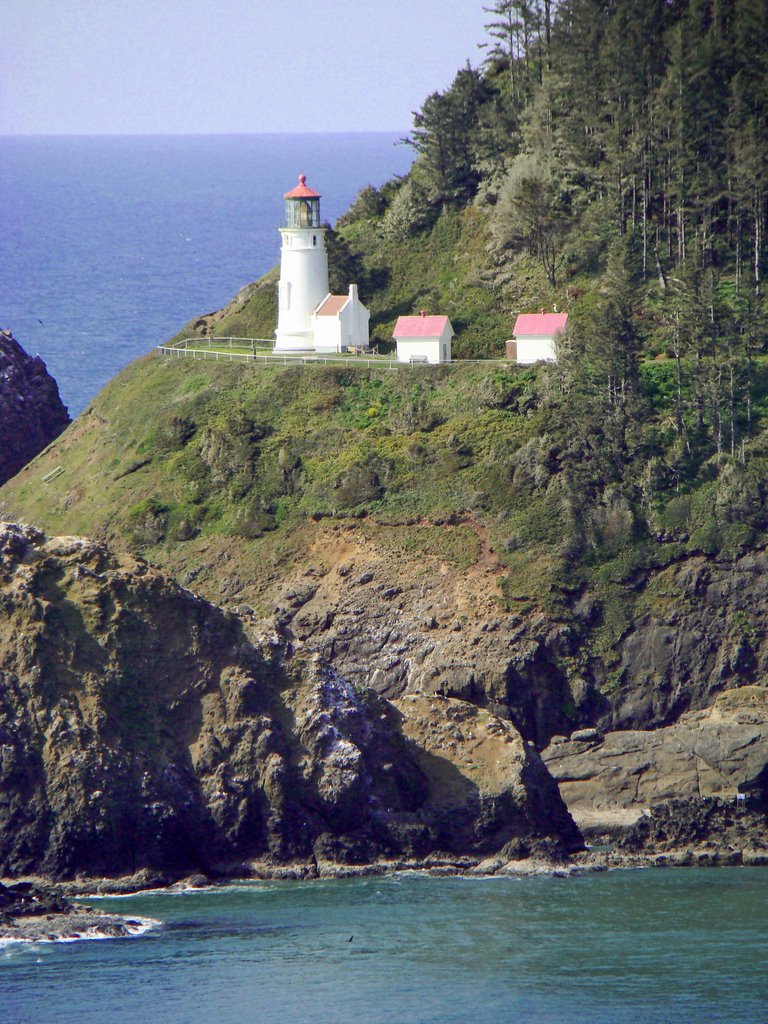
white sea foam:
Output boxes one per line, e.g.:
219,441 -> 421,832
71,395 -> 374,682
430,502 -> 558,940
0,916 -> 160,948
81,879 -> 288,900
82,883 -> 234,899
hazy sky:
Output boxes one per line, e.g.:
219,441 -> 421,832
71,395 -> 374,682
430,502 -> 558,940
2,0 -> 490,135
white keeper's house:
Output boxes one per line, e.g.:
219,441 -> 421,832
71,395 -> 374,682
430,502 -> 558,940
393,313 -> 454,364
312,284 -> 370,354
508,310 -> 568,364
274,174 -> 370,353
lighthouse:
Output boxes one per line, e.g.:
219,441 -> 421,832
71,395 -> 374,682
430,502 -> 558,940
274,174 -> 329,352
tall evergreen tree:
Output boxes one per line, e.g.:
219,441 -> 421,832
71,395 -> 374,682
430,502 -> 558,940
407,66 -> 494,209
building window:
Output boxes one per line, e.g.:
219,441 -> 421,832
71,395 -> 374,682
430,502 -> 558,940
312,235 -> 317,246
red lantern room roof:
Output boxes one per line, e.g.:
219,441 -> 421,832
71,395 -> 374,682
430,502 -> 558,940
284,174 -> 321,199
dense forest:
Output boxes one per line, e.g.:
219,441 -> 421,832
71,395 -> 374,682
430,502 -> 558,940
345,0 -> 768,403
327,0 -> 768,563
403,0 -> 767,295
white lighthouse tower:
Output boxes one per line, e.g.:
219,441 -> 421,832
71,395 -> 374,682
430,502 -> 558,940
274,174 -> 329,352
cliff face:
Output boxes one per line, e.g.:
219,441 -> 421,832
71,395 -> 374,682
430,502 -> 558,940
0,523 -> 578,880
3,354 -> 768,857
543,688 -> 768,832
0,331 -> 70,486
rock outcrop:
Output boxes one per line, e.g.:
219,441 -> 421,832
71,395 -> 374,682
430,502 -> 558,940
0,330 -> 70,486
0,880 -> 144,941
542,686 -> 768,841
265,534 -> 768,745
0,523 -> 579,880
602,552 -> 768,729
265,521 -> 580,748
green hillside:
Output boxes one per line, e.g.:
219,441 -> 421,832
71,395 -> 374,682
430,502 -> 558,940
7,344 -> 768,684
3,0 -> 768,742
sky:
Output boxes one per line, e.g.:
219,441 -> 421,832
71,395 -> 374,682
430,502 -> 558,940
2,0 -> 490,135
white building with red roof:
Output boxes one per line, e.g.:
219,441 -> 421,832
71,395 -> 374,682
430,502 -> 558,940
311,283 -> 370,353
274,174 -> 369,353
393,313 -> 454,364
509,309 -> 568,364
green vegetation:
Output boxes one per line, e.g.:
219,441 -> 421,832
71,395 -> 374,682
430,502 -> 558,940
3,0 -> 768,680
7,345 -> 768,667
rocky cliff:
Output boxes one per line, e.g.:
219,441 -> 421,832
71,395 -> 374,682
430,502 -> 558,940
0,330 -> 70,486
0,523 -> 579,880
543,687 -> 768,833
2,354 -> 768,862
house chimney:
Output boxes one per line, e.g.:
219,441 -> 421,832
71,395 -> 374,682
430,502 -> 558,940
349,283 -> 358,301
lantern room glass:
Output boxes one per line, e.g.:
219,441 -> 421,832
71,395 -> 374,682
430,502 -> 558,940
285,197 -> 321,228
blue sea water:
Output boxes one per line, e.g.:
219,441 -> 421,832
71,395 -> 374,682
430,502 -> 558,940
2,870 -> 767,1024
0,133 -> 413,416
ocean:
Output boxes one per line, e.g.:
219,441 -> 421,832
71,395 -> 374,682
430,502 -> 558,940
0,133 -> 413,417
2,870 -> 768,1023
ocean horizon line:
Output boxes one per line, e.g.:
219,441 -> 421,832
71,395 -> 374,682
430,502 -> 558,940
1,129 -> 410,140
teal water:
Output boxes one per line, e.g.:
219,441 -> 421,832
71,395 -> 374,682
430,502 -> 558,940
2,870 -> 766,1023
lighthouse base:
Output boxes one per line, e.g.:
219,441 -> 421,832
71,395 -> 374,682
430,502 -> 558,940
274,330 -> 315,353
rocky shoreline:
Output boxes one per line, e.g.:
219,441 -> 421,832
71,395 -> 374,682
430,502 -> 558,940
0,880 -> 155,943
10,821 -> 768,898
3,820 -> 766,943
0,524 -> 766,890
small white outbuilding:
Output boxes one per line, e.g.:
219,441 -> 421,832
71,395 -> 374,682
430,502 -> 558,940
393,313 -> 454,364
311,284 -> 370,353
509,310 -> 568,364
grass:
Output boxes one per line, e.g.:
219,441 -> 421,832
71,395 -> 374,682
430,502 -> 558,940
5,184 -> 768,690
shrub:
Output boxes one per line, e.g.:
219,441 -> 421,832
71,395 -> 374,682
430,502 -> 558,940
154,415 -> 196,453
336,185 -> 388,228
123,498 -> 169,547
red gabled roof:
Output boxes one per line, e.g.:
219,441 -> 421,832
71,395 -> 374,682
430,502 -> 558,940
513,312 -> 568,336
393,315 -> 452,338
315,294 -> 348,316
284,173 -> 321,199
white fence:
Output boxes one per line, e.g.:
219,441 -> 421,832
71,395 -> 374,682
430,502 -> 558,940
157,337 -> 507,369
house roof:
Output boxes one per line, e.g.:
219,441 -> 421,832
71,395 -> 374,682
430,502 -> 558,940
513,312 -> 568,336
315,294 -> 348,316
284,174 -> 321,199
393,315 -> 452,338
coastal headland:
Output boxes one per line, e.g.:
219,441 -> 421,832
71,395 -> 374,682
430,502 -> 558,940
3,0 -> 768,884
1,354 -> 767,883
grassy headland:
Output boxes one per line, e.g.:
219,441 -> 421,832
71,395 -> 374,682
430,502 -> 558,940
4,0 -> 768,742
